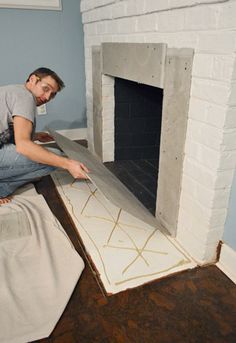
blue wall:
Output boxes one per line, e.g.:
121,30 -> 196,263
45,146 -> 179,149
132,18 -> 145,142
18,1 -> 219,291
0,0 -> 86,131
223,170 -> 236,250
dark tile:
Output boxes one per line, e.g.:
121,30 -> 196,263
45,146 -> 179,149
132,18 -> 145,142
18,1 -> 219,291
115,133 -> 132,147
146,159 -> 158,168
141,146 -> 160,160
115,102 -> 131,118
129,118 -> 147,133
132,160 -> 158,177
145,117 -> 162,133
117,160 -> 140,174
131,133 -> 157,147
115,118 -> 131,133
130,102 -> 147,118
114,77 -> 163,161
115,147 -> 143,160
104,159 -> 157,211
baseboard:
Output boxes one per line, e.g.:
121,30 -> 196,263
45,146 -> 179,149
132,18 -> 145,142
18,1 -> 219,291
216,243 -> 236,284
57,128 -> 87,140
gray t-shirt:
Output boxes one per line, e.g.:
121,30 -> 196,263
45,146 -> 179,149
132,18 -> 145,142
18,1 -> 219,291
0,84 -> 36,148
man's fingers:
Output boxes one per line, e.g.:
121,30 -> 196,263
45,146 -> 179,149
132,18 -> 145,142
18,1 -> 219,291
80,163 -> 90,173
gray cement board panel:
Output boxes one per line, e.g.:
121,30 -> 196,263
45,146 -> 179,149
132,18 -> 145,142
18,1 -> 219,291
48,129 -> 164,231
102,43 -> 166,88
92,46 -> 103,159
156,48 -> 194,236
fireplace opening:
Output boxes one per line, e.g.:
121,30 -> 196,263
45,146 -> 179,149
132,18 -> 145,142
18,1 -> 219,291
104,77 -> 163,215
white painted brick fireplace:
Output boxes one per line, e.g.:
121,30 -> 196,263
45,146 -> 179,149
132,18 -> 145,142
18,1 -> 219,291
80,0 -> 236,264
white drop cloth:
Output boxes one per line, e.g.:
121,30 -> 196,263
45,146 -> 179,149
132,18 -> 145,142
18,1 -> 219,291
0,189 -> 84,343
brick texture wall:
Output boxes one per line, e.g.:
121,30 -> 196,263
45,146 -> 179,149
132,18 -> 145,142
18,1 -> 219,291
80,0 -> 236,263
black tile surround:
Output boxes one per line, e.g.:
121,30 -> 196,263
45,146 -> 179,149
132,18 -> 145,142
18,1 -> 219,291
115,77 -> 163,161
105,78 -> 163,215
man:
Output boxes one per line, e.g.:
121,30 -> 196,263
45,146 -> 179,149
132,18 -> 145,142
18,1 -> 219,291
0,67 -> 89,204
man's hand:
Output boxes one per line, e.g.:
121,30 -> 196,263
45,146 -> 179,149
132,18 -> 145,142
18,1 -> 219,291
34,132 -> 54,143
67,159 -> 90,179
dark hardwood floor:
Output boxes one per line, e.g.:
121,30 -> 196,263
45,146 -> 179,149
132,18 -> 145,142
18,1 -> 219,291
33,173 -> 236,343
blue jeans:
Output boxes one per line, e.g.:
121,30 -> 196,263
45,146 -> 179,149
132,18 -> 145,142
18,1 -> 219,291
0,144 -> 61,197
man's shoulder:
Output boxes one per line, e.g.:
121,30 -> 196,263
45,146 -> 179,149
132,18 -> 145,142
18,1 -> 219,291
2,84 -> 29,94
1,84 -> 23,90
1,84 -> 34,102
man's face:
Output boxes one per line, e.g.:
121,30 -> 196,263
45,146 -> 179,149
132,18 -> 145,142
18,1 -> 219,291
27,75 -> 59,106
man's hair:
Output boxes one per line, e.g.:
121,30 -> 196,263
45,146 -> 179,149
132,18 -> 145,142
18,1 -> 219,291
26,67 -> 65,91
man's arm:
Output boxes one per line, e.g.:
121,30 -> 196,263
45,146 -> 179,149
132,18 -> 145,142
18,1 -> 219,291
13,116 -> 89,179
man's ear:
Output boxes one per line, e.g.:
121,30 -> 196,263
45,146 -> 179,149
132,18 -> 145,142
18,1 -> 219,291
28,74 -> 38,84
